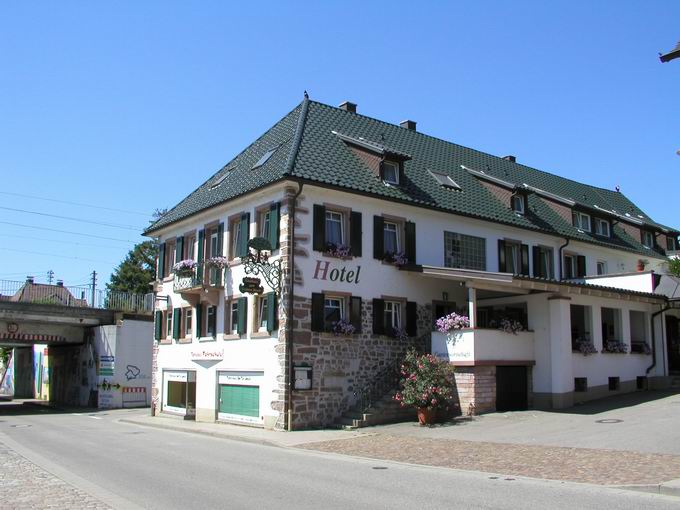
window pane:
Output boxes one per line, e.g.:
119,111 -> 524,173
444,232 -> 486,271
231,302 -> 238,333
232,222 -> 241,256
384,223 -> 398,253
383,162 -> 399,184
326,212 -> 343,245
261,212 -> 270,239
260,299 -> 268,328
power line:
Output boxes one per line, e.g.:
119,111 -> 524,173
0,206 -> 143,231
0,233 -> 125,251
0,221 -> 138,243
0,247 -> 118,264
0,191 -> 151,217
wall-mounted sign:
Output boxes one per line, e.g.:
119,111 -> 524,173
293,364 -> 313,390
312,260 -> 361,284
239,276 -> 264,295
6,322 -> 18,334
191,349 -> 224,361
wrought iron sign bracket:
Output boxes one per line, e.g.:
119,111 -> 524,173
241,237 -> 282,294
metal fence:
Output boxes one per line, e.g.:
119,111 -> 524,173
0,279 -> 154,313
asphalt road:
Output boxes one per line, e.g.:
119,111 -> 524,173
1,403 -> 678,510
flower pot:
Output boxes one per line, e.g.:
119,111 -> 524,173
637,262 -> 645,272
417,407 -> 437,425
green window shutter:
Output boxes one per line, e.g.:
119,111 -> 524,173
372,298 -> 385,335
350,296 -> 362,333
197,230 -> 205,280
532,246 -> 542,278
577,255 -> 587,278
175,237 -> 184,266
217,223 -> 224,256
266,292 -> 278,333
172,308 -> 181,340
404,221 -> 416,264
313,204 -> 326,251
154,311 -> 162,340
520,244 -> 530,276
349,211 -> 362,257
498,240 -> 507,272
373,216 -> 385,259
237,297 -> 248,335
238,213 -> 250,258
406,301 -> 418,337
195,304 -> 203,338
269,202 -> 280,250
158,242 -> 166,279
311,292 -> 325,332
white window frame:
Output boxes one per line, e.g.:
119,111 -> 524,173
564,254 -> 577,279
382,161 -> 400,185
259,210 -> 271,240
230,301 -> 239,334
324,296 -> 345,329
206,305 -> 217,337
325,210 -> 345,246
512,195 -> 525,214
573,211 -> 591,232
384,301 -> 402,329
166,311 -> 172,339
258,296 -> 269,331
596,260 -> 607,276
184,308 -> 193,338
230,218 -> 241,260
595,218 -> 610,237
383,221 -> 400,254
506,241 -> 522,274
642,231 -> 654,249
209,230 -> 219,258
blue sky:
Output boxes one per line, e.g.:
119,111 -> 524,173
0,1 -> 678,289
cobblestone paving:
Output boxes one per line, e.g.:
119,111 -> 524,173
300,434 -> 680,486
0,440 -> 110,509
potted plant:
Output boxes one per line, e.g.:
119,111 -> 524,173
435,312 -> 470,334
637,259 -> 648,272
173,259 -> 196,276
325,243 -> 352,259
499,318 -> 524,335
205,256 -> 229,269
331,319 -> 355,336
602,339 -> 629,354
384,251 -> 409,267
394,349 -> 457,425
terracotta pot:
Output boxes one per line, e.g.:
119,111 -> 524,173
417,407 -> 437,425
636,262 -> 645,272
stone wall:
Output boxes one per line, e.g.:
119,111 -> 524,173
450,366 -> 496,416
288,297 -> 429,429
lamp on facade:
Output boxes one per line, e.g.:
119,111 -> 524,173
240,237 -> 282,295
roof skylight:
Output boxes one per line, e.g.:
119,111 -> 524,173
429,170 -> 461,190
251,148 -> 277,170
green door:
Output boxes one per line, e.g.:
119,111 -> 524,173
219,385 -> 260,418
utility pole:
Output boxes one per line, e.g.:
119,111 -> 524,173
47,270 -> 54,285
91,270 -> 97,307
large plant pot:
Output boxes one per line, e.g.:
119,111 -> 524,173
417,407 -> 437,425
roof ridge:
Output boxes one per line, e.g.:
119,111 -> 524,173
284,96 -> 310,175
307,100 -> 646,211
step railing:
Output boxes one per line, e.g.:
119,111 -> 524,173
352,358 -> 403,415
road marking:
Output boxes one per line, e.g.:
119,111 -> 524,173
87,416 -> 103,420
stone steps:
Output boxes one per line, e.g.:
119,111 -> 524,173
333,392 -> 416,429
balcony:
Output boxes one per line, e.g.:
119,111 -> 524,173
173,263 -> 224,294
431,328 -> 534,365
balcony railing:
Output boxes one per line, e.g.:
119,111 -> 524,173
0,279 -> 153,313
431,328 -> 535,363
172,263 -> 224,293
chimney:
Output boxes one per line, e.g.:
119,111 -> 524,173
56,280 -> 64,287
339,101 -> 357,113
26,276 -> 34,284
400,120 -> 417,131
503,155 -> 516,163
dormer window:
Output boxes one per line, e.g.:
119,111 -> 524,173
668,236 -> 678,251
594,218 -> 610,237
642,231 -> 654,249
572,211 -> 591,232
381,160 -> 400,185
512,195 -> 525,215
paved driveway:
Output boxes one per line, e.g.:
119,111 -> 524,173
371,390 -> 680,455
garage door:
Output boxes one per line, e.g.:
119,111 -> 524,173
219,384 -> 259,418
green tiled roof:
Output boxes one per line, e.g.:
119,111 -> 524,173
145,98 -> 677,259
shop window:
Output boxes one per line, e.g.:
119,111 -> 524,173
444,231 -> 486,271
630,311 -> 648,353
570,304 -> 592,351
572,211 -> 591,232
167,381 -> 187,408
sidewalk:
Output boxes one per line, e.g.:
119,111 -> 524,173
118,412 -> 369,447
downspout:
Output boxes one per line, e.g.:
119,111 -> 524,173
647,301 -> 671,376
286,181 -> 303,431
283,94 -> 309,431
557,238 -> 570,280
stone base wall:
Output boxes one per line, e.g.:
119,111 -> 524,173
451,366 -> 496,416
288,297 -> 430,429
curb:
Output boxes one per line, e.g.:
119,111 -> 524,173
616,480 -> 680,498
117,418 -> 281,448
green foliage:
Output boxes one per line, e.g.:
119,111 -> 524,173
107,241 -> 158,294
668,258 -> 680,277
394,349 -> 457,410
0,347 -> 9,367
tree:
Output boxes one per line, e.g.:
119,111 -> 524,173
668,258 -> 680,277
107,241 -> 158,294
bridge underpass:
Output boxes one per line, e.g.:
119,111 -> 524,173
0,301 -> 152,407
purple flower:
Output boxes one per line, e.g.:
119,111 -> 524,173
435,312 -> 470,333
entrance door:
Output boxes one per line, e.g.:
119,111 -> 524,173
496,366 -> 528,412
219,385 -> 260,418
667,316 -> 680,374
